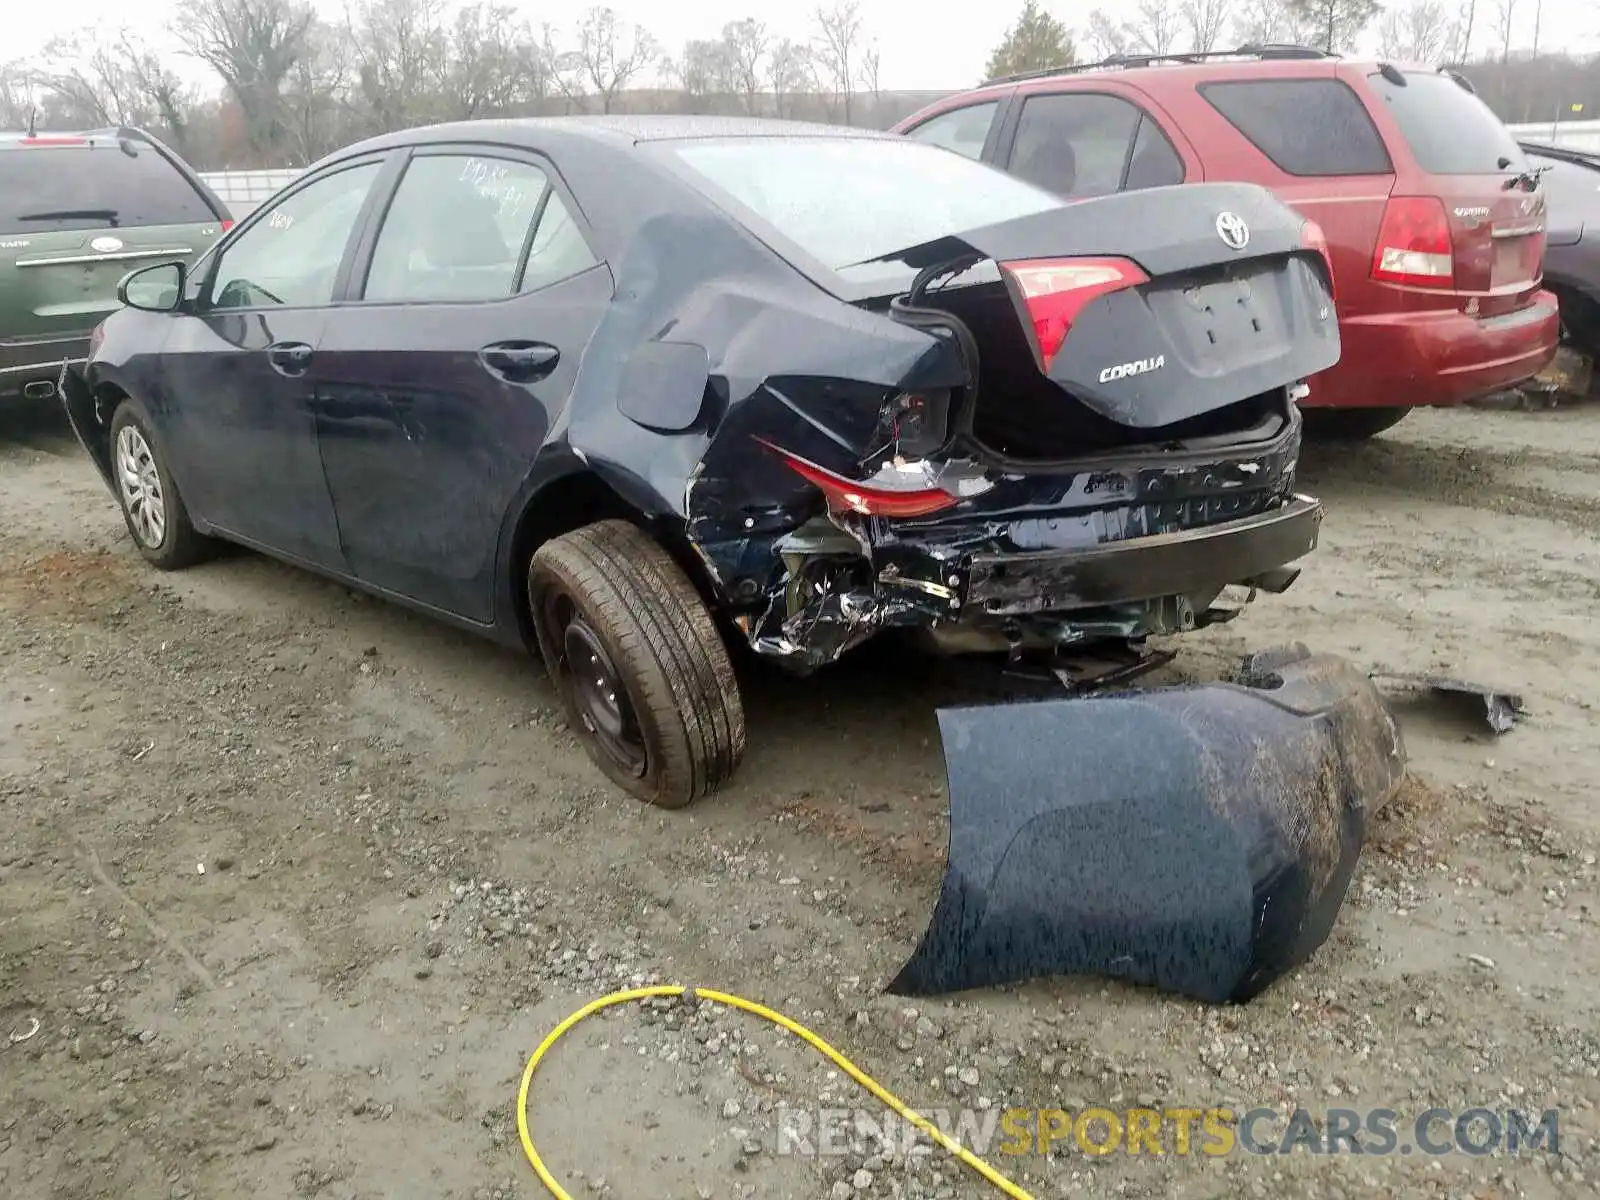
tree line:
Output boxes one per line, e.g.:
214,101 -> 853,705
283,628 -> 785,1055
0,0 -> 1591,172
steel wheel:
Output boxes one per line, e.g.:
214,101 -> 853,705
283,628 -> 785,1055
115,424 -> 167,548
549,594 -> 648,780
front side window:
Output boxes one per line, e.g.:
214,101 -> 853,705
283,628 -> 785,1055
209,162 -> 382,309
1008,93 -> 1157,199
363,154 -> 592,302
903,102 -> 1001,161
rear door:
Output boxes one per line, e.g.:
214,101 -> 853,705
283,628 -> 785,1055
899,97 -> 1011,162
311,145 -> 610,622
1358,67 -> 1546,317
0,137 -> 226,369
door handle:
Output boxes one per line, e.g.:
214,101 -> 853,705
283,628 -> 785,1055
479,341 -> 559,384
267,341 -> 314,376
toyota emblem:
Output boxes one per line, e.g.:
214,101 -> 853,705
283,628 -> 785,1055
1215,212 -> 1250,251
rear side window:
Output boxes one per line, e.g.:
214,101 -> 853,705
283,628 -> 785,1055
904,102 -> 1000,161
0,142 -> 216,235
1367,71 -> 1525,175
1199,80 -> 1393,177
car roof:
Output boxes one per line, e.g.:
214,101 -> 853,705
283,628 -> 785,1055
959,53 -> 1447,99
341,114 -> 892,159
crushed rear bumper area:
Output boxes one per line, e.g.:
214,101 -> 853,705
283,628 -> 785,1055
960,497 -> 1321,617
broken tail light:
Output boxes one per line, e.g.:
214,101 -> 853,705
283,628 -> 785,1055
1300,218 -> 1336,303
999,257 -> 1149,373
1371,196 -> 1454,288
754,437 -> 966,519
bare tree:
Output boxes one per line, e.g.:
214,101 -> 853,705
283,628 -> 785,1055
444,2 -> 546,119
812,1 -> 864,124
1180,0 -> 1232,51
1084,10 -> 1132,59
721,18 -> 769,115
672,38 -> 732,112
1230,0 -> 1304,44
1494,0 -> 1517,63
280,23 -> 349,164
1451,0 -> 1478,60
1377,0 -> 1458,60
172,0 -> 316,156
348,0 -> 449,133
1127,0 -> 1182,53
768,38 -> 812,119
31,37 -> 150,128
572,6 -> 658,114
0,62 -> 38,130
1529,0 -> 1542,58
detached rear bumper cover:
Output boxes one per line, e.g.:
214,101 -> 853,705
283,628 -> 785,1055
890,644 -> 1406,1003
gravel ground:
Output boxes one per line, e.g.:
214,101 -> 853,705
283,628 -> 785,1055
2,401 -> 1597,1200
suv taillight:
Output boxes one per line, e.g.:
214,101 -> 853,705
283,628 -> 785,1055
1371,196 -> 1454,288
999,257 -> 1149,372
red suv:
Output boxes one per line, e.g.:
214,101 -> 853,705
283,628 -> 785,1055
893,47 -> 1560,439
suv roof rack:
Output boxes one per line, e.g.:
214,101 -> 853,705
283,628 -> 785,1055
984,43 -> 1336,86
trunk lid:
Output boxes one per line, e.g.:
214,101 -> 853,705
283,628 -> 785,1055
870,182 -> 1339,457
1361,68 -> 1548,317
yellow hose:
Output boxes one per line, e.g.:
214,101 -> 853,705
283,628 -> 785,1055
516,985 -> 1037,1200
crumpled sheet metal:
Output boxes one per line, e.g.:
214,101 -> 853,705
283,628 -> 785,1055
889,644 -> 1407,1004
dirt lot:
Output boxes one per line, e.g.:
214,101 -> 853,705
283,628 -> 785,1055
2,400 -> 1597,1200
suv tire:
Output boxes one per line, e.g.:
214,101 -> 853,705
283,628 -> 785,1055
1301,406 -> 1411,441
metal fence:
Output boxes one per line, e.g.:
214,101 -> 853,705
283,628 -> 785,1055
198,168 -> 305,218
1506,120 -> 1600,151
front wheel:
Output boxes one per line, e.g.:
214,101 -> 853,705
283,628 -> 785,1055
528,519 -> 746,808
108,399 -> 213,570
1300,406 -> 1412,441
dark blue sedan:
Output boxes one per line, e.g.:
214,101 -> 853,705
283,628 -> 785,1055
59,115 -> 1340,808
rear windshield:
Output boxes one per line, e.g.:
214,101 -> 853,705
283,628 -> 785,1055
663,137 -> 1063,291
1367,71 -> 1526,175
0,141 -> 216,235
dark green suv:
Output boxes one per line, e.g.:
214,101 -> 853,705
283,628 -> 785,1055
1,127 -> 232,403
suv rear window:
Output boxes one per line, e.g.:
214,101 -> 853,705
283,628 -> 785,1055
1366,71 -> 1525,175
665,136 -> 1061,290
0,141 -> 216,235
1199,79 -> 1393,177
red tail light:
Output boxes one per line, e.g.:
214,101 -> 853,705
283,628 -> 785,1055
1371,196 -> 1454,288
999,257 -> 1149,372
1300,218 -> 1336,302
20,136 -> 88,146
754,438 -> 963,519
220,219 -> 234,232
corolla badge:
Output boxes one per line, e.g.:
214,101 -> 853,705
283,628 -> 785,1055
1215,212 -> 1249,250
1099,354 -> 1165,383
90,236 -> 124,253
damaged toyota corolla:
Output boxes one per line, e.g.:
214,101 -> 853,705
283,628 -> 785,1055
60,115 -> 1343,812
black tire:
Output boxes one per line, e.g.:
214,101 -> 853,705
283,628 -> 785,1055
1300,406 -> 1412,441
528,519 -> 746,808
107,398 -> 212,570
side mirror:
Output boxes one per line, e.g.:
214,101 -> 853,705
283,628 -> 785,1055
117,261 -> 186,313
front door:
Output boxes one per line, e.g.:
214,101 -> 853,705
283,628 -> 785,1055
161,159 -> 387,569
312,148 -> 609,622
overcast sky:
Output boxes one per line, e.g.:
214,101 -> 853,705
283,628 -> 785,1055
8,0 -> 1596,93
